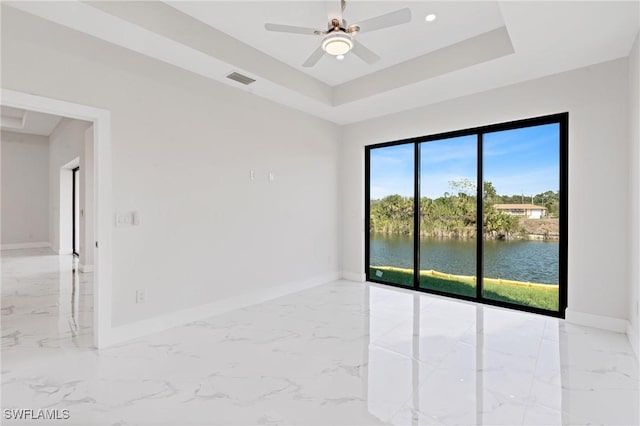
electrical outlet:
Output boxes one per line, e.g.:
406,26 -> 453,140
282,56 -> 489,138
136,289 -> 146,304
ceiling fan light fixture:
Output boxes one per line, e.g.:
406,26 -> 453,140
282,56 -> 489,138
322,33 -> 353,56
265,2 -> 411,67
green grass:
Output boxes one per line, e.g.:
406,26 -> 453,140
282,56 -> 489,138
369,267 -> 558,311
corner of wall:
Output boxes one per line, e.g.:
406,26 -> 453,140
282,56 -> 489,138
565,308 -> 629,333
627,29 -> 640,362
627,321 -> 639,363
342,272 -> 366,282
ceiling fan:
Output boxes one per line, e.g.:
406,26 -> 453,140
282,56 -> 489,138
264,0 -> 412,67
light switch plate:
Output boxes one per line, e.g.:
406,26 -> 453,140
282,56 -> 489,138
115,211 -> 139,227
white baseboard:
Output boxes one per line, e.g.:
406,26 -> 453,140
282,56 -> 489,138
565,308 -> 628,333
626,321 -> 639,362
105,271 -> 341,347
343,271 -> 366,282
79,263 -> 94,273
1,242 -> 51,250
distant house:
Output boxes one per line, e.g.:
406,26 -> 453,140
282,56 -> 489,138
494,204 -> 547,219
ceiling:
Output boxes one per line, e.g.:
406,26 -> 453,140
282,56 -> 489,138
0,106 -> 63,136
169,1 -> 507,86
4,1 -> 639,124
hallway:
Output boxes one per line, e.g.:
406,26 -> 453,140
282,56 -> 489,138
1,248 -> 93,366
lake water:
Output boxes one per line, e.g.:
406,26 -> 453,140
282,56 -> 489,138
370,234 -> 559,285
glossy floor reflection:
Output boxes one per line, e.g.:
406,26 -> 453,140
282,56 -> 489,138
1,248 -> 93,366
2,249 -> 639,425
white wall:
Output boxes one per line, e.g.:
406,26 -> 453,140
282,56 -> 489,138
1,7 -> 340,326
48,118 -> 90,254
341,58 -> 630,323
628,31 -> 639,356
1,130 -> 49,246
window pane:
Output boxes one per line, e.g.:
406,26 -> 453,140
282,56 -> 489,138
368,144 -> 415,287
482,123 -> 560,311
419,135 -> 477,297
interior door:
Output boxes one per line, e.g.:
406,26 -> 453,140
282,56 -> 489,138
72,167 -> 80,257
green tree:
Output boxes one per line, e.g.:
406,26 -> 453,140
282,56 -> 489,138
370,179 -> 552,239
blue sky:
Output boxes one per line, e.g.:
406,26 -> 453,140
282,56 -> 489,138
370,123 -> 560,199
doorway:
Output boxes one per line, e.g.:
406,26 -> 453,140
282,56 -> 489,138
2,88 -> 112,348
72,166 -> 80,257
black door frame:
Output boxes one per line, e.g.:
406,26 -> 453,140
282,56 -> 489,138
365,112 -> 568,318
72,166 -> 79,257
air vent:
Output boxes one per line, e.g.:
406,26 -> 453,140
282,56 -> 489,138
226,72 -> 256,85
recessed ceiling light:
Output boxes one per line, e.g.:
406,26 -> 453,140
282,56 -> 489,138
425,13 -> 437,22
336,54 -> 345,61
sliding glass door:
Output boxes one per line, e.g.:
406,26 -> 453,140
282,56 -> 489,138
419,135 -> 477,297
365,113 -> 567,317
367,143 -> 415,287
482,123 -> 561,311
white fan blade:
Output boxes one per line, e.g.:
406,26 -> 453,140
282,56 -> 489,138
355,8 -> 412,33
351,40 -> 380,64
303,46 -> 325,67
265,23 -> 323,35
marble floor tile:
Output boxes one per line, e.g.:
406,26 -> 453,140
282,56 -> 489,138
2,249 -> 639,425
